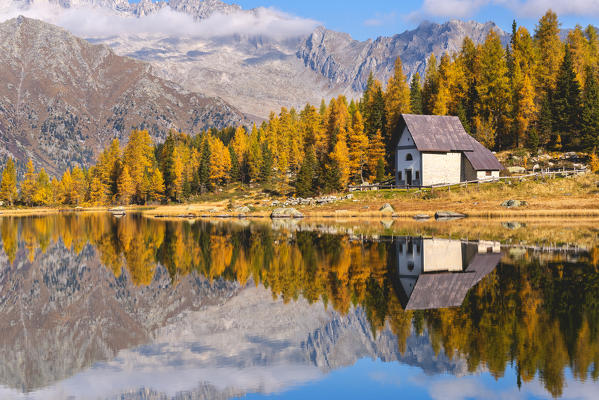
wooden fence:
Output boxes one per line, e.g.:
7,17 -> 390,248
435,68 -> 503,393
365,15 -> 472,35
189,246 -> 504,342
348,167 -> 587,192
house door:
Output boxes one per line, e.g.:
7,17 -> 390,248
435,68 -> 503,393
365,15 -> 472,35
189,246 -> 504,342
405,170 -> 413,186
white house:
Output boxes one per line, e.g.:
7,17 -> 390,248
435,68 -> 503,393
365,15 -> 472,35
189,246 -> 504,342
395,114 -> 504,186
395,237 -> 502,310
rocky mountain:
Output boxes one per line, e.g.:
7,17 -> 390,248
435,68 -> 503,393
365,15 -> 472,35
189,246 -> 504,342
3,0 -> 508,120
0,16 -> 244,175
298,20 -> 509,93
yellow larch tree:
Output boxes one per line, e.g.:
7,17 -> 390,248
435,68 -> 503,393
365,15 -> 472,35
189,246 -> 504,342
117,164 -> 136,205
208,136 -> 232,185
385,57 -> 411,132
20,159 -> 38,206
347,110 -> 369,182
367,129 -> 385,180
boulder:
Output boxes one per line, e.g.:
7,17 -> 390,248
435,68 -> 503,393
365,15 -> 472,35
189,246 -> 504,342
502,221 -> 526,230
507,166 -> 526,174
434,211 -> 466,220
500,199 -> 528,208
413,214 -> 431,220
270,207 -> 304,219
379,203 -> 395,213
234,206 -> 251,214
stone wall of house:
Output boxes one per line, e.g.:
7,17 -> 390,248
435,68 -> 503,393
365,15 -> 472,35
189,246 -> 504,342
421,152 -> 461,185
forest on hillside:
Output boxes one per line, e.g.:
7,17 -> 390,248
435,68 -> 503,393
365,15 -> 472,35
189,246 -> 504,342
1,10 -> 599,206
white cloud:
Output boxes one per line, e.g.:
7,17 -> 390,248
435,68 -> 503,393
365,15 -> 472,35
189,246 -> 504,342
0,1 -> 319,39
409,0 -> 599,20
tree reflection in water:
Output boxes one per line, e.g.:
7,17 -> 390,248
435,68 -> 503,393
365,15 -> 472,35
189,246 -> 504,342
0,213 -> 598,398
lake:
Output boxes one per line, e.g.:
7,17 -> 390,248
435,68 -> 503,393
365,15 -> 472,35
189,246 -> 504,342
0,213 -> 598,399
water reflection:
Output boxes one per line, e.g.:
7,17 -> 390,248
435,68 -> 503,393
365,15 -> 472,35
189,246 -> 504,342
0,214 -> 597,399
395,238 -> 501,310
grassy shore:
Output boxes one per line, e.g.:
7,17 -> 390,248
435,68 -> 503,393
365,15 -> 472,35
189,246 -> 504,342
141,172 -> 599,218
1,172 -> 598,218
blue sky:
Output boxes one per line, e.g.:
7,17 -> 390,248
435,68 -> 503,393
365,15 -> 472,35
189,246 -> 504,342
233,0 -> 599,40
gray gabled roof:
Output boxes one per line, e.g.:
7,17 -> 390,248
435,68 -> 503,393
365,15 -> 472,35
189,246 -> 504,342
401,114 -> 474,152
405,252 -> 501,310
464,136 -> 505,171
400,114 -> 503,171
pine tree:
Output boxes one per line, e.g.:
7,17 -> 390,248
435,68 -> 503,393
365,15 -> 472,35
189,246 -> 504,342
198,138 -> 211,191
295,147 -> 316,197
375,158 -> 386,182
20,159 -> 37,206
117,165 -> 136,205
0,158 -> 18,206
260,142 -> 273,183
581,67 -> 599,150
552,46 -> 582,148
409,73 -> 423,114
169,146 -> 184,200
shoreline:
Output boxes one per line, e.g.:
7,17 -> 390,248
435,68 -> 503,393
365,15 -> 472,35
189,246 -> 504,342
1,202 -> 599,219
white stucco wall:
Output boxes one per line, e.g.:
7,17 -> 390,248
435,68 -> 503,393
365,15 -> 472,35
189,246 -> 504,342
397,238 -> 423,297
395,127 -> 421,185
421,152 -> 462,185
422,239 -> 463,272
476,170 -> 500,180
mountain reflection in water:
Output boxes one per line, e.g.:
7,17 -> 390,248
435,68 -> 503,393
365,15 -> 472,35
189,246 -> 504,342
0,213 -> 597,399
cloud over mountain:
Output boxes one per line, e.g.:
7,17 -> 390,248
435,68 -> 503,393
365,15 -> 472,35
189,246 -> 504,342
0,1 -> 319,39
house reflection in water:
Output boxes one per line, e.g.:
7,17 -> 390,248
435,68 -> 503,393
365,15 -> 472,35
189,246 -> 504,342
394,237 -> 502,310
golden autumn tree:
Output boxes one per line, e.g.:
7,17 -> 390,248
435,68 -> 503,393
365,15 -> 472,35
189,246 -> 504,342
149,168 -> 165,202
329,137 -> 350,189
0,158 -> 18,206
512,26 -> 538,147
20,159 -> 37,206
347,110 -> 369,182
33,168 -> 52,206
367,129 -> 385,180
117,165 -> 136,205
534,10 -> 563,93
208,136 -> 231,185
385,57 -> 411,132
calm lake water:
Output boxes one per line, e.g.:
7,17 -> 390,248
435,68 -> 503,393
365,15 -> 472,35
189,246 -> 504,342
0,213 -> 598,400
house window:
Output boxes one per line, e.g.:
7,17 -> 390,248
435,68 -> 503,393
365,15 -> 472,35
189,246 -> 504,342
406,153 -> 413,161
415,171 -> 420,181
398,171 -> 402,181
486,171 -> 492,176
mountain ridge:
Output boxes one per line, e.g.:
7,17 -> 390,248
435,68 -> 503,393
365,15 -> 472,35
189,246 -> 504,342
0,15 -> 245,174
3,0 -> 509,119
